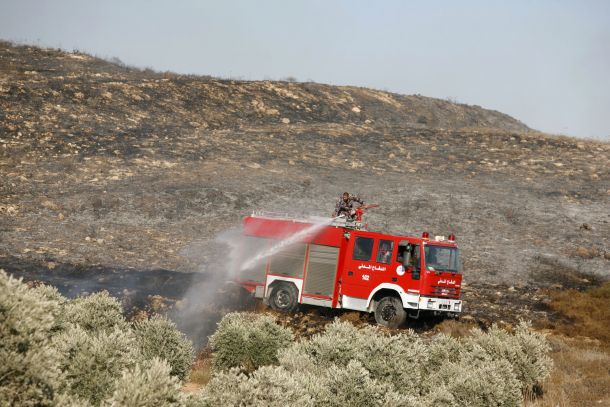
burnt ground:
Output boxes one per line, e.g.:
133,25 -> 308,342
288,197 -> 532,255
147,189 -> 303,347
1,42 -> 609,344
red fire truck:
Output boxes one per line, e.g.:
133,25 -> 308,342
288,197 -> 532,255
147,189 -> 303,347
236,211 -> 462,328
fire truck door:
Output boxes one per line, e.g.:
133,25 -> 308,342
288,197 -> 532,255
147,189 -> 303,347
342,236 -> 377,298
370,239 -> 393,286
397,242 -> 421,292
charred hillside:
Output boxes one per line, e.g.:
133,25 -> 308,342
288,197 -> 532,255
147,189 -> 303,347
0,41 -> 529,135
1,41 -> 608,291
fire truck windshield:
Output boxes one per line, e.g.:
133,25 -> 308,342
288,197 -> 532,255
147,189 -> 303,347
424,246 -> 460,273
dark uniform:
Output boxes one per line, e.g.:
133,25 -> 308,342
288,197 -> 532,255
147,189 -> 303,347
333,193 -> 364,218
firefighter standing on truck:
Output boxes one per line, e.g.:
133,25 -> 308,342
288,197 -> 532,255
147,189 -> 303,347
333,192 -> 364,219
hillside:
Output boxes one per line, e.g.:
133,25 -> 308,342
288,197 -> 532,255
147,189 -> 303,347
1,41 -> 608,301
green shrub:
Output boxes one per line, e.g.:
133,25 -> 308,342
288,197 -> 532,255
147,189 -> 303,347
470,321 -> 553,392
54,325 -> 140,405
31,283 -> 67,305
313,360 -> 415,407
429,350 -> 522,407
62,291 -> 127,333
285,320 -> 427,397
1,276 -> 554,407
103,358 -> 184,407
203,314 -> 552,406
0,271 -> 64,407
133,315 -> 194,380
208,312 -> 293,371
196,366 -> 314,407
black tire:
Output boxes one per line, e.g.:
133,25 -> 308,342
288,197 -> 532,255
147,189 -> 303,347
374,296 -> 407,328
269,283 -> 299,313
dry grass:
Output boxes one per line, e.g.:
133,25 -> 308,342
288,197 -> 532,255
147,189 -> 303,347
526,335 -> 610,407
184,348 -> 213,392
540,282 -> 610,349
527,282 -> 610,406
434,318 -> 479,338
570,246 -> 602,260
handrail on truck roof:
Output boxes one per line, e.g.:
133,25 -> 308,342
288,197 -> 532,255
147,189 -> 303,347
250,211 -> 367,230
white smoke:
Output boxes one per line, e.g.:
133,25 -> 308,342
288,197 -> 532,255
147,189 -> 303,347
174,214 -> 334,348
237,216 -> 333,272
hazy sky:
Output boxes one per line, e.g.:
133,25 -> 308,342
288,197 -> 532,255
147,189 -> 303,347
1,0 -> 609,139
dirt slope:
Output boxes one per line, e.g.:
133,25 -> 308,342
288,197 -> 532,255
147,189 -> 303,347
1,42 -> 608,294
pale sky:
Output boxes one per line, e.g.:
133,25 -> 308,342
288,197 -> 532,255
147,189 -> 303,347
1,0 -> 609,139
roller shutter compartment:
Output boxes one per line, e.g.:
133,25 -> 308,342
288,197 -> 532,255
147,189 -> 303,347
304,245 -> 339,297
268,243 -> 307,278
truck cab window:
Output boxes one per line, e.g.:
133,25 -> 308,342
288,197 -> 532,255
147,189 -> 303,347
376,240 -> 394,264
397,243 -> 409,263
353,237 -> 374,261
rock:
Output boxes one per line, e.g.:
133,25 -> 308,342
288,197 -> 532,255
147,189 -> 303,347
281,117 -> 290,124
41,200 -> 58,210
351,106 -> 361,113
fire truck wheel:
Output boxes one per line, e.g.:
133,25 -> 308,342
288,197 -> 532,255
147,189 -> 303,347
374,296 -> 406,328
269,283 -> 299,313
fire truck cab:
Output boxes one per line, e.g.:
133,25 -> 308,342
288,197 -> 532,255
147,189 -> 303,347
236,212 -> 462,328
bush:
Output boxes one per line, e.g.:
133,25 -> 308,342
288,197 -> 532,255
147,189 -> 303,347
54,325 -> 141,405
31,283 -> 67,305
313,360 -> 414,407
133,315 -> 194,380
0,275 -> 197,407
0,271 -> 64,407
103,358 -> 184,407
197,366 -> 314,407
470,321 -> 553,392
61,291 -> 127,333
285,320 -> 428,397
200,314 -> 553,406
428,349 -> 522,407
208,312 -> 293,371
1,275 -> 554,407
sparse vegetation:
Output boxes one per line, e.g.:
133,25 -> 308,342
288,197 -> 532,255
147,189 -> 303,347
541,282 -> 610,348
525,336 -> 610,406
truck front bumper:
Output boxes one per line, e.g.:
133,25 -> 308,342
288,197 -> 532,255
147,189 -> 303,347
419,296 -> 462,313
